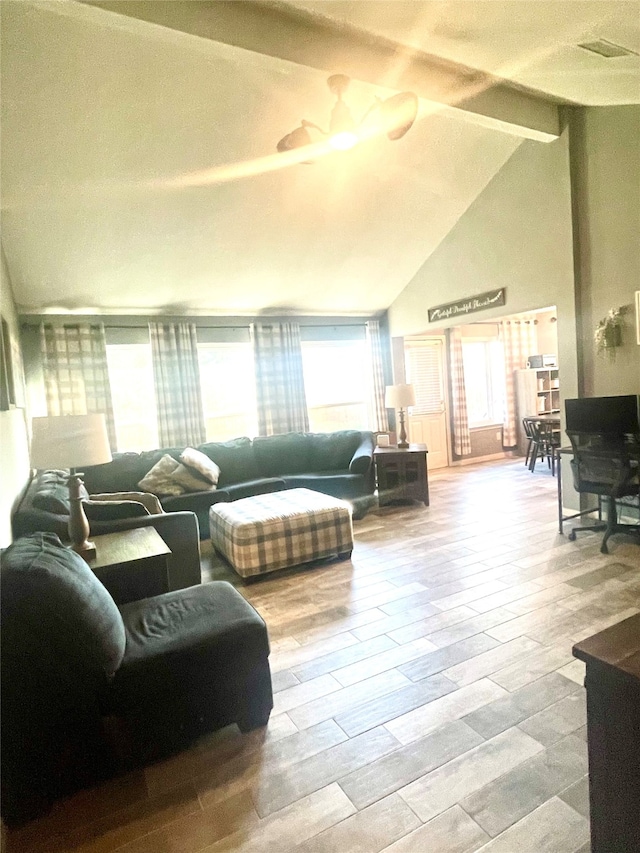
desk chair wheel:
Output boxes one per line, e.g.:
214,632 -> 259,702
568,530 -> 577,541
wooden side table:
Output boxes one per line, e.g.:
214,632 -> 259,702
374,444 -> 429,507
573,614 -> 640,853
87,527 -> 172,604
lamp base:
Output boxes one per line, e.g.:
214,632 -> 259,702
67,473 -> 96,562
71,540 -> 97,561
397,408 -> 410,449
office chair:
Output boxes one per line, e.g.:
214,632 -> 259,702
567,433 -> 640,554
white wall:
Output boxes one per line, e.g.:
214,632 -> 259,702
571,106 -> 640,396
388,128 -> 579,404
0,248 -> 30,546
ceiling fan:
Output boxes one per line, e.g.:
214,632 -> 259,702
277,74 -> 419,156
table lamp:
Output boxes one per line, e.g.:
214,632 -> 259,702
384,384 -> 416,448
30,414 -> 112,558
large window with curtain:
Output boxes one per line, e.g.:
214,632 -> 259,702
106,344 -> 158,451
461,339 -> 506,427
197,342 -> 258,441
300,338 -> 370,432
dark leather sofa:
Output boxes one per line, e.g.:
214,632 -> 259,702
1,532 -> 273,826
13,430 -> 376,540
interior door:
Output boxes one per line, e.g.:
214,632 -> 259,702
405,339 -> 450,470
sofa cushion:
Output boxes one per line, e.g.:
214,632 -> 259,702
138,454 -> 185,497
282,472 -> 368,500
1,532 -> 126,681
32,482 -> 71,514
30,472 -> 90,514
253,433 -> 311,477
89,492 -> 164,515
83,500 -> 150,522
308,431 -> 362,472
82,453 -> 148,494
197,437 -> 259,486
179,448 -> 221,485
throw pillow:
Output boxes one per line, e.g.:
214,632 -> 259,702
138,454 -> 186,496
89,491 -> 164,515
172,463 -> 216,493
83,500 -> 151,521
180,447 -> 221,485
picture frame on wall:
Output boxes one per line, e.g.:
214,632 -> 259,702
636,291 -> 640,345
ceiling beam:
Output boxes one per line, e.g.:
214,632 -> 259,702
81,0 -> 560,142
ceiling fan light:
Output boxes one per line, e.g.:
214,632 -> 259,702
379,91 -> 419,140
276,124 -> 313,152
329,131 -> 359,151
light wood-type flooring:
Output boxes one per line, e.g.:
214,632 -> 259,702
6,458 -> 640,853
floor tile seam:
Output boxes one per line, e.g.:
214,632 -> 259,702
463,581 -> 549,614
290,615 -> 390,647
290,637 -> 405,683
270,632 -> 360,673
441,637 -> 546,686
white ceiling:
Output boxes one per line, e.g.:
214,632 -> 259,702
289,2 -> 640,106
1,1 -> 638,316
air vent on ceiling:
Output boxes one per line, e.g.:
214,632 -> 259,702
577,39 -> 638,58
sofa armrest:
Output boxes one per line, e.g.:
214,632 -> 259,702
349,432 -> 375,474
98,512 -> 202,592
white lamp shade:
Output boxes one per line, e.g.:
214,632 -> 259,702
384,384 -> 416,409
30,414 -> 112,470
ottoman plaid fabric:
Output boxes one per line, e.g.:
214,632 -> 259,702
209,488 -> 353,578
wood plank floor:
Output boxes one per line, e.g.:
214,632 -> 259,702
6,458 -> 640,853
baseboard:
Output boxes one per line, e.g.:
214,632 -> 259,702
450,452 -> 511,467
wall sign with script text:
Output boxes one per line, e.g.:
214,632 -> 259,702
428,288 -> 506,323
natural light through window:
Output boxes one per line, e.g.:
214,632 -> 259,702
461,339 -> 506,427
301,340 -> 369,432
106,344 -> 158,452
198,342 -> 258,441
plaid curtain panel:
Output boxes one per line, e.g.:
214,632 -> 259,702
366,320 -> 389,432
500,318 -> 538,447
149,322 -> 206,447
448,326 -> 472,456
252,321 -> 309,436
40,323 -> 117,450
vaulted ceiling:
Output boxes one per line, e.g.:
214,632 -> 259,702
1,1 -> 638,316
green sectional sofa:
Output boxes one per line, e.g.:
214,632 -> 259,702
13,430 -> 376,540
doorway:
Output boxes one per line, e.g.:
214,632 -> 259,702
404,337 -> 450,470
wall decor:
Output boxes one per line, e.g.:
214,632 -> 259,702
636,291 -> 640,345
428,288 -> 506,323
594,307 -> 623,360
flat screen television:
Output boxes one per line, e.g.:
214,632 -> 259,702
565,395 -> 640,436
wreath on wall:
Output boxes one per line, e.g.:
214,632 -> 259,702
594,308 -> 623,360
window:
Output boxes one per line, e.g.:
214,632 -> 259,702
301,339 -> 370,432
106,344 -> 158,451
461,339 -> 506,427
197,342 -> 258,441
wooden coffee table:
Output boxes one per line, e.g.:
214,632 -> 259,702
87,527 -> 171,604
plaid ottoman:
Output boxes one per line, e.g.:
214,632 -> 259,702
209,488 -> 353,578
